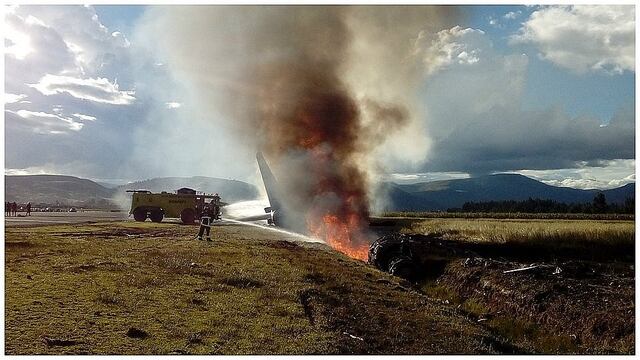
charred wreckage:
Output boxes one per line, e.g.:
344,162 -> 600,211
368,233 -> 418,279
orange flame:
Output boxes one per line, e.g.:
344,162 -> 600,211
295,138 -> 372,261
308,213 -> 370,261
266,95 -> 372,261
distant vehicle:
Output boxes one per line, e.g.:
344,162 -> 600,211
127,188 -> 226,224
69,207 -> 77,212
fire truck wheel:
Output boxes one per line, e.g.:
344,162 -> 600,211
133,207 -> 147,222
181,208 -> 195,224
149,209 -> 164,223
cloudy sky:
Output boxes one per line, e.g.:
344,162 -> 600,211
4,5 -> 635,189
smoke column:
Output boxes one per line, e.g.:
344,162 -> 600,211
136,6 -> 459,259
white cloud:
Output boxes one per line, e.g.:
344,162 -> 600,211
5,161 -> 118,181
511,5 -> 634,74
8,109 -> 84,133
4,5 -> 145,180
5,21 -> 34,60
165,102 -> 181,109
16,6 -> 133,76
29,74 -> 135,105
111,31 -> 131,48
607,173 -> 635,188
72,113 -> 97,121
414,26 -> 486,75
5,167 -> 50,176
5,93 -> 28,104
25,14 -> 47,27
418,25 -> 633,175
5,9 -> 78,83
385,172 -> 470,184
513,159 -> 635,190
503,11 -> 521,20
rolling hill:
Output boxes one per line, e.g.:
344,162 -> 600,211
5,173 -> 634,212
5,175 -> 259,208
383,174 -> 635,211
115,176 -> 259,203
5,175 -> 115,208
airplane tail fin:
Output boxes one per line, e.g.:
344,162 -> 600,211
256,151 -> 282,212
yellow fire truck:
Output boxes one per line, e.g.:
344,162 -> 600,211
127,187 -> 224,224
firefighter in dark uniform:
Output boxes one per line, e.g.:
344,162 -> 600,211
197,203 -> 214,241
211,193 -> 221,220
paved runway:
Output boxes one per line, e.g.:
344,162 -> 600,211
4,211 -> 129,226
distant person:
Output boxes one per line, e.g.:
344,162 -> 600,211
11,202 -> 17,216
26,202 -> 31,216
5,202 -> 9,217
196,204 -> 214,242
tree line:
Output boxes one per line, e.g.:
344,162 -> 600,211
448,194 -> 635,214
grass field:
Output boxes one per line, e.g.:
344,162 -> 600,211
383,211 -> 634,221
5,217 -> 634,354
398,217 -> 635,262
5,221 -> 504,355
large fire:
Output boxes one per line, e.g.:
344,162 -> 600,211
300,141 -> 372,261
309,214 -> 370,261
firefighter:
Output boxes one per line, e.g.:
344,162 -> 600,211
196,203 -> 214,241
211,193 -> 221,220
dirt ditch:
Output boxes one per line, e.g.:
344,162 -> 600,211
405,234 -> 634,354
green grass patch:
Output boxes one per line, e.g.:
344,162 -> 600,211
488,317 -> 578,354
421,281 -> 461,305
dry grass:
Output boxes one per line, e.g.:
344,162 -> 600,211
401,218 -> 634,262
383,211 -> 634,221
5,221 -> 500,355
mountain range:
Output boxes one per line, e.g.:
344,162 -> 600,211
382,173 -> 634,211
5,175 -> 259,209
117,176 -> 259,201
4,173 -> 634,211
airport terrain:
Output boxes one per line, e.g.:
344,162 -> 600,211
5,217 -> 634,354
4,211 -> 128,226
5,221 -> 504,355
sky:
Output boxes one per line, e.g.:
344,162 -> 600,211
3,4 -> 636,190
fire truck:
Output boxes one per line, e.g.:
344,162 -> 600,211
127,187 -> 224,224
